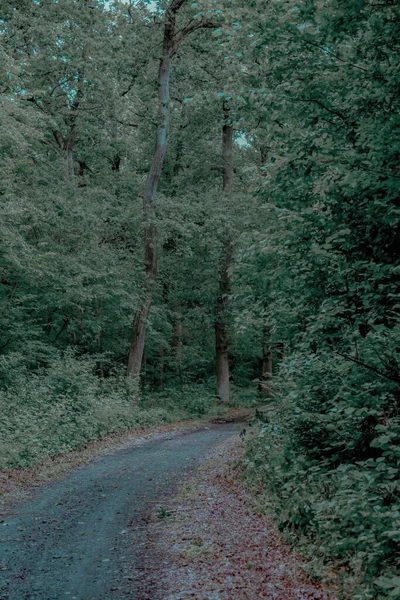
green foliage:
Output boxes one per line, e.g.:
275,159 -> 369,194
233,0 -> 400,596
1,2 -> 399,596
0,350 -> 188,468
0,0 -> 260,471
142,383 -> 216,417
245,354 -> 400,598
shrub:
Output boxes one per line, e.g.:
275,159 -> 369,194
245,352 -> 400,599
0,350 -> 182,468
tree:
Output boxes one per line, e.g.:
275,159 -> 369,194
126,0 -> 220,384
2,3 -> 400,592
215,104 -> 233,403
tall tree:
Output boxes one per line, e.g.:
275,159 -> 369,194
215,105 -> 233,403
126,0 -> 219,381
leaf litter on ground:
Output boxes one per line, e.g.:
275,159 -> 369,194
133,435 -> 334,600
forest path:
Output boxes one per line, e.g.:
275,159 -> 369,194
0,422 -> 242,600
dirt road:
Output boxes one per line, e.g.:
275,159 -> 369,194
0,423 -> 241,599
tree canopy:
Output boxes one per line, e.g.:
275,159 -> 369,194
1,0 -> 399,596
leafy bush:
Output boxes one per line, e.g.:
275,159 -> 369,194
142,383 -> 216,416
245,353 -> 400,599
0,350 -> 188,468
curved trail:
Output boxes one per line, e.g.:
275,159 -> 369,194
0,423 -> 241,599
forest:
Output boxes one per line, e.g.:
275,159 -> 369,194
0,0 -> 399,598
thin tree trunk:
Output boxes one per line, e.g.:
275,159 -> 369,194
97,299 -> 104,378
65,48 -> 86,181
215,281 -> 230,403
222,108 -> 234,190
173,306 -> 183,388
110,122 -> 121,171
261,320 -> 273,398
156,282 -> 169,390
215,106 -> 233,404
156,344 -> 165,389
127,1 -> 183,379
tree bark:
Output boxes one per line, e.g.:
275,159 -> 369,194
215,275 -> 230,403
173,306 -> 183,387
127,1 -> 183,380
127,1 -> 220,385
215,106 -> 233,404
110,122 -> 121,171
222,108 -> 234,190
156,344 -> 165,390
261,320 -> 273,398
65,48 -> 86,181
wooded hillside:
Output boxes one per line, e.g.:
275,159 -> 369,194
1,1 -> 399,596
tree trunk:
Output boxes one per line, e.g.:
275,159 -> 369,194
222,108 -> 234,190
110,122 -> 121,171
215,106 -> 233,404
127,1 -> 219,384
97,299 -> 104,378
65,49 -> 86,181
127,2 -> 182,380
173,306 -> 183,388
215,310 -> 230,402
261,321 -> 273,398
156,344 -> 165,390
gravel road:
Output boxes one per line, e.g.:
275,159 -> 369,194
0,423 -> 241,599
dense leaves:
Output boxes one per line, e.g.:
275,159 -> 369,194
0,0 -> 399,596
240,1 -> 400,597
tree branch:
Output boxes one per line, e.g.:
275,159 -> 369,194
116,119 -> 138,128
174,20 -> 221,50
286,29 -> 369,73
121,80 -> 135,97
0,337 -> 13,352
333,350 -> 400,385
170,0 -> 187,13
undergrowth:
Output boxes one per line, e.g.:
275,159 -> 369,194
0,351 -> 255,469
244,353 -> 400,600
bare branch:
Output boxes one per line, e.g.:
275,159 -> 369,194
24,96 -> 45,112
333,350 -> 400,385
49,75 -> 75,97
121,80 -> 135,97
116,119 -> 139,128
286,29 -> 369,73
128,2 -> 134,24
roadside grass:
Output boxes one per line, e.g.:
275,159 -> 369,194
0,385 -> 254,471
0,405 -> 253,511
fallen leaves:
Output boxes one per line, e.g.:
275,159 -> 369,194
135,436 -> 332,600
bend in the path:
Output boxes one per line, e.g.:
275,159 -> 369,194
0,423 -> 241,600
